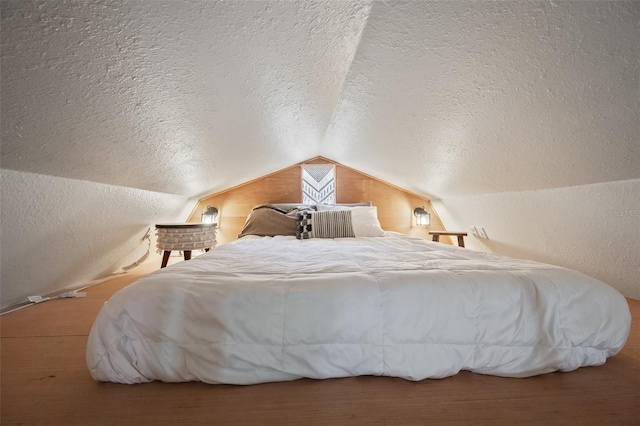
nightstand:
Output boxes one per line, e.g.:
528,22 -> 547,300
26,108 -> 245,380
429,231 -> 467,248
155,223 -> 217,268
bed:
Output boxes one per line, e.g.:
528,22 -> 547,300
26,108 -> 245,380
86,204 -> 631,384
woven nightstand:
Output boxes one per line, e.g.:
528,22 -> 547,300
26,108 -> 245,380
155,223 -> 217,268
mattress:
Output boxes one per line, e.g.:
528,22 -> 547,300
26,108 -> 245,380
86,233 -> 631,384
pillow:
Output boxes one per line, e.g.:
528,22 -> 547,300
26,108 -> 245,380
315,205 -> 385,237
296,210 -> 356,239
316,202 -> 372,207
296,207 -> 385,239
270,203 -> 316,211
239,205 -> 312,238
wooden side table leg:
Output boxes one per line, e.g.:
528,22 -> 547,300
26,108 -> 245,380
457,236 -> 465,247
432,235 -> 440,242
184,250 -> 192,261
161,251 -> 171,268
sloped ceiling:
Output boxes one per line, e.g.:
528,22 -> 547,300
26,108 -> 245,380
2,0 -> 638,199
324,1 -> 640,197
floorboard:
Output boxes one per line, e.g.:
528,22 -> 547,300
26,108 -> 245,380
1,263 -> 639,425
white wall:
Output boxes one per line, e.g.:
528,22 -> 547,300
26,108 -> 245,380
0,169 -> 192,309
433,179 -> 640,299
1,0 -> 371,198
325,1 -> 640,199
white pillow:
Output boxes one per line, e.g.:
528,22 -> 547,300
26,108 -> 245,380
316,205 -> 385,237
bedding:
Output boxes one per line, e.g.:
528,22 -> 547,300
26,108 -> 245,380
86,233 -> 631,385
237,203 -> 374,238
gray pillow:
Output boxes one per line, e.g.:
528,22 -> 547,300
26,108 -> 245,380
238,205 -> 313,238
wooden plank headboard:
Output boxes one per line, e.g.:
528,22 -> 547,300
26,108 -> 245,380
188,157 -> 449,245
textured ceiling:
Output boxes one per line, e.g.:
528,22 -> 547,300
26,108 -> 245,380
323,1 -> 640,198
2,0 -> 639,199
1,0 -> 371,196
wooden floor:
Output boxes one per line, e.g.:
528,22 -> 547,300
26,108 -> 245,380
2,263 -> 639,425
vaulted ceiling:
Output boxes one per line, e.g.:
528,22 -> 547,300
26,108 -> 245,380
2,1 -> 638,199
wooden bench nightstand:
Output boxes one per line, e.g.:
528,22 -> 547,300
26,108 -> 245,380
429,231 -> 467,248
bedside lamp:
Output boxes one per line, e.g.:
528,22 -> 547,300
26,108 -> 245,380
201,206 -> 218,224
414,207 -> 430,227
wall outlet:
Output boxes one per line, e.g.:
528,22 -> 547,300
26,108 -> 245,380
470,226 -> 489,240
479,227 -> 489,239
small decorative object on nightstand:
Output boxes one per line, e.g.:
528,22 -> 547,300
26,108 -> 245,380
429,231 -> 467,248
155,223 -> 217,268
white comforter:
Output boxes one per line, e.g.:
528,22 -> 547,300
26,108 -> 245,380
87,233 -> 631,384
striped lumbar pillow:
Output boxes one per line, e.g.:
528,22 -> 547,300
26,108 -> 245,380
296,210 -> 355,239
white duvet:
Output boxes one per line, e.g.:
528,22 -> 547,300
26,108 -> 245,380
87,233 -> 631,384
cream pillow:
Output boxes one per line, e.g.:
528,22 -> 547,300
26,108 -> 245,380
315,205 -> 385,237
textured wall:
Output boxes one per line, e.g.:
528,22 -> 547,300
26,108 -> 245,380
1,0 -> 371,198
2,1 -> 637,199
0,170 -> 190,309
324,1 -> 639,198
433,179 -> 640,299
2,0 -> 637,198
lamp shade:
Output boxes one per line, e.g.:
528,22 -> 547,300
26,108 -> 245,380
201,206 -> 218,224
414,207 -> 430,226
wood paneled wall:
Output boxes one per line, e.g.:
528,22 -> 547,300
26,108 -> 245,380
188,157 -> 451,245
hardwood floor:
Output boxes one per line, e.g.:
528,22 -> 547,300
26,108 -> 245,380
2,263 -> 639,425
